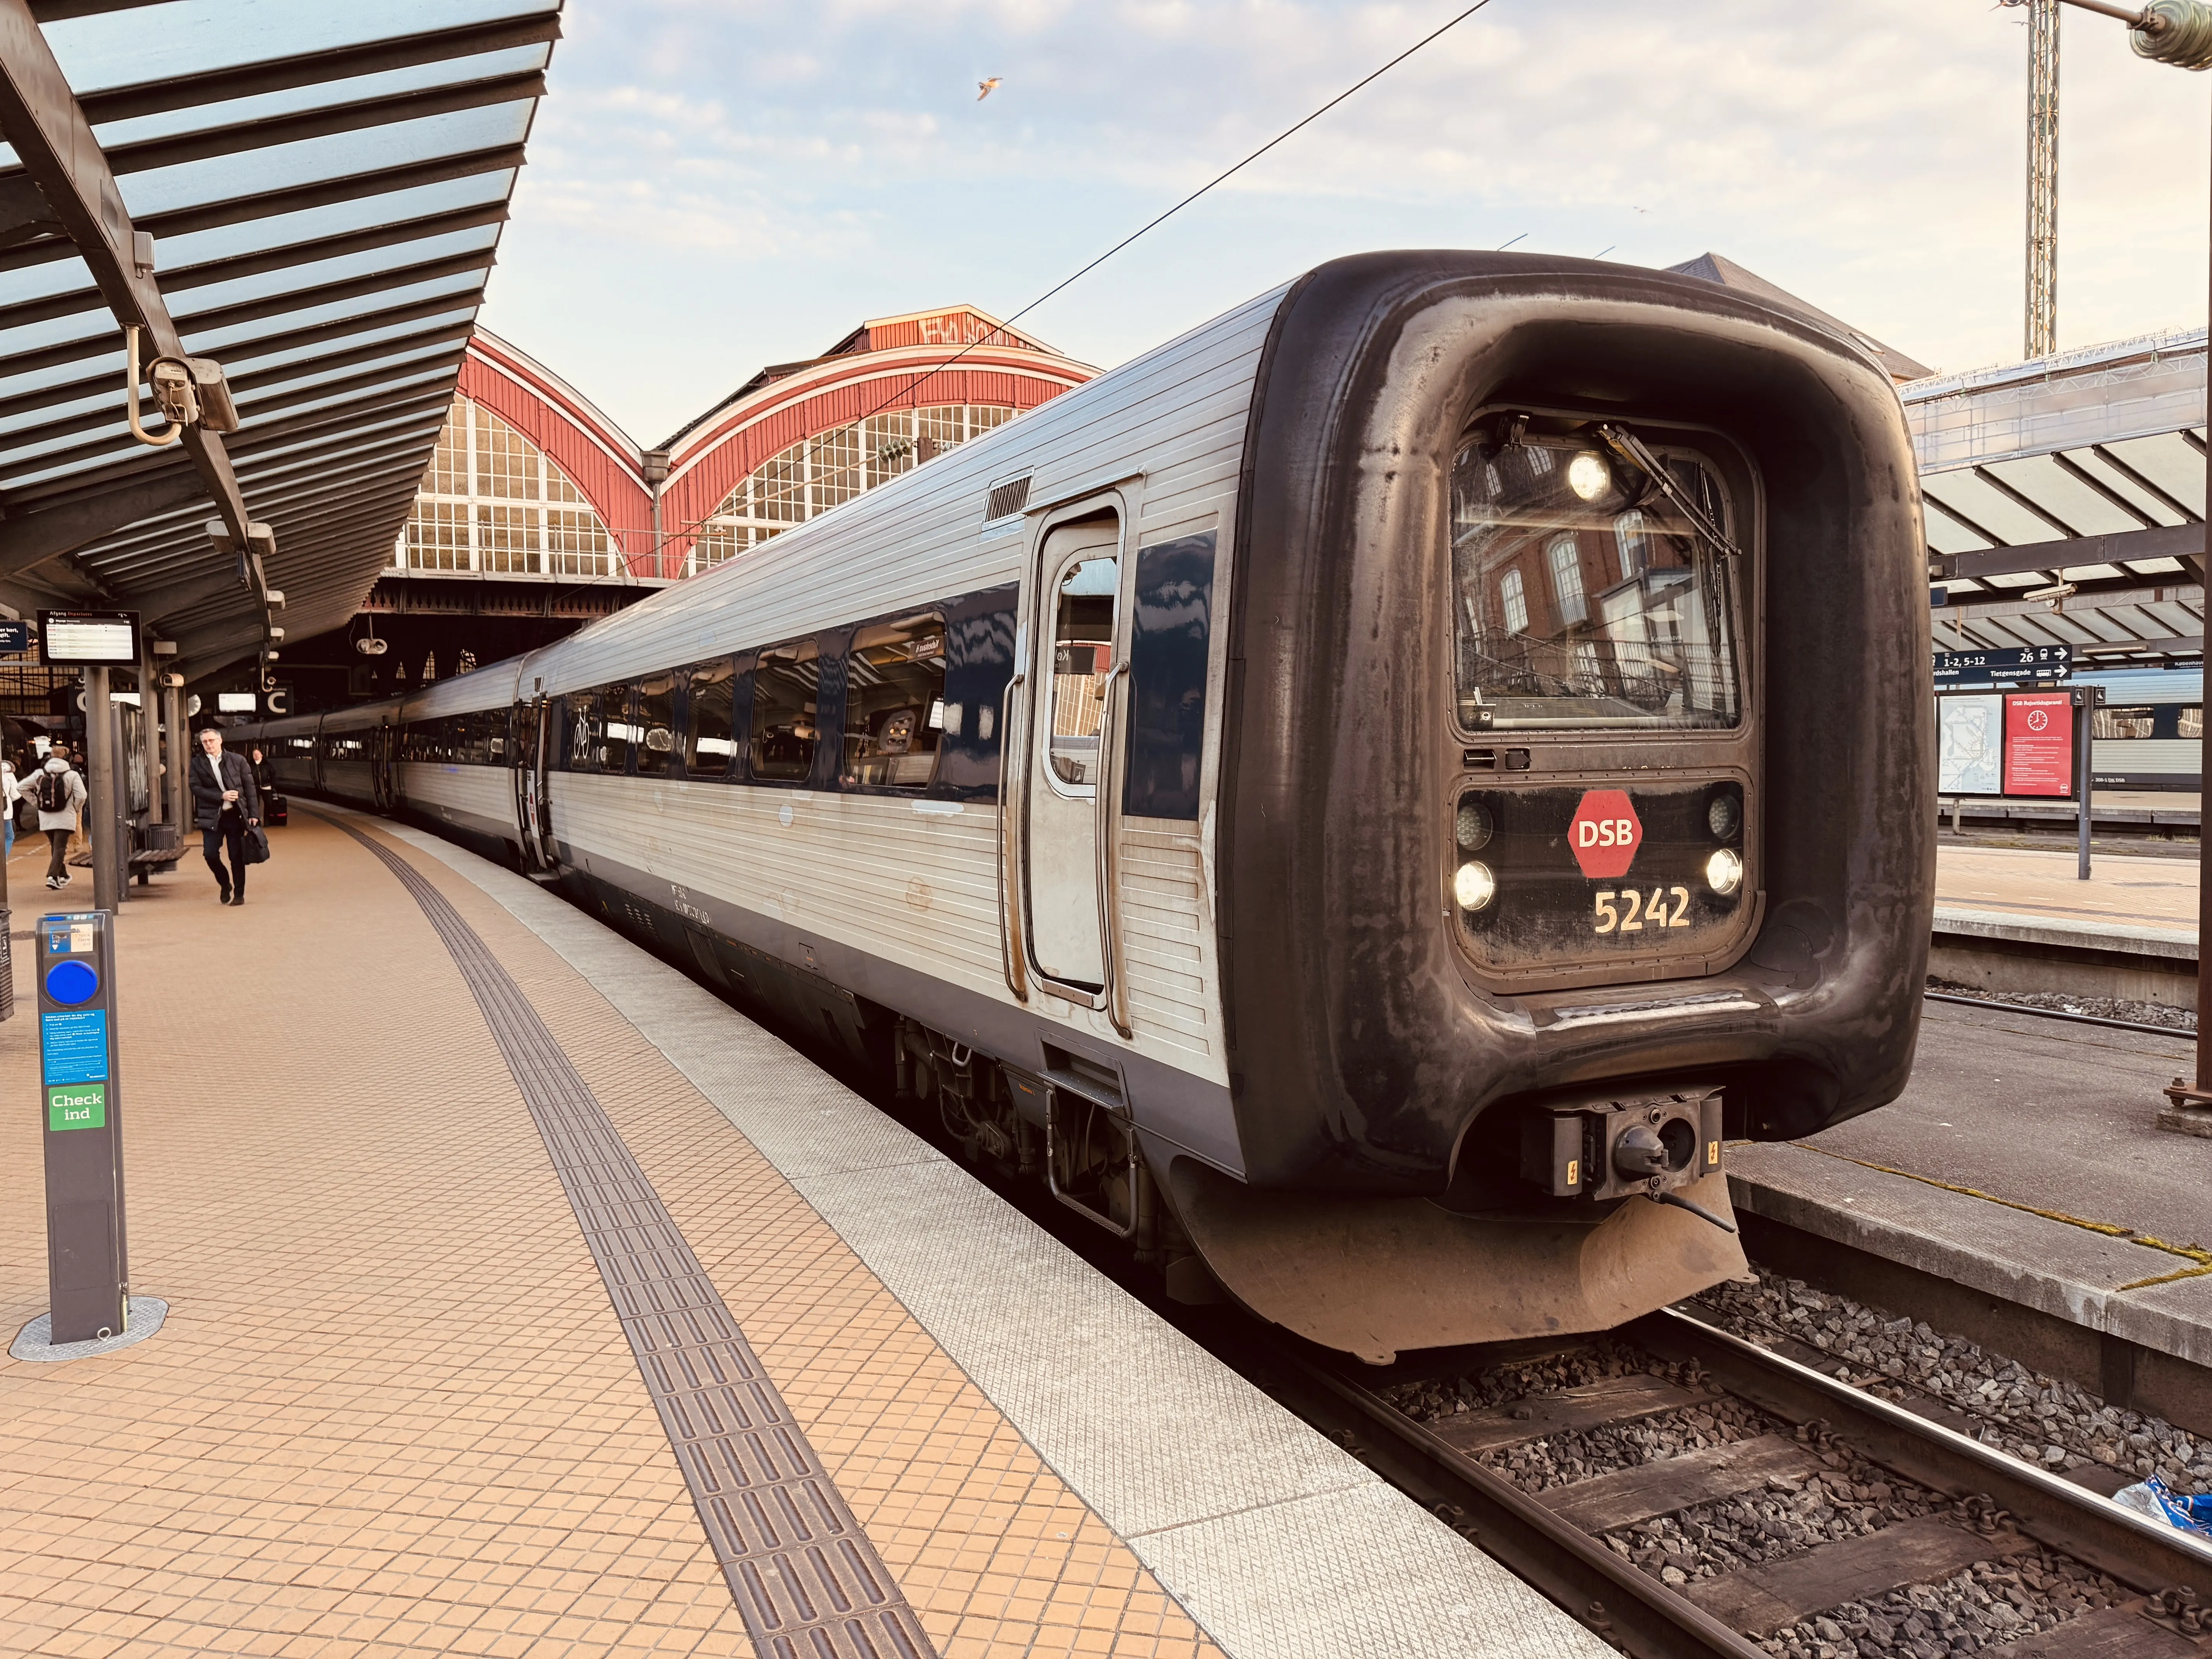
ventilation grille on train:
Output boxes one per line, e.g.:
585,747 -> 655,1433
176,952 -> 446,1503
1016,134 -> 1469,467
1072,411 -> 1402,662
984,473 -> 1033,522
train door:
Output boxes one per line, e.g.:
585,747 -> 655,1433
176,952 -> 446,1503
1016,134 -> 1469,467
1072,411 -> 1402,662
516,699 -> 555,871
1019,515 -> 1131,1024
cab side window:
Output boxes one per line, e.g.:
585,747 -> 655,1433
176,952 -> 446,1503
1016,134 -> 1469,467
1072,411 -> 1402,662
843,614 -> 946,790
750,641 -> 821,782
635,673 -> 677,776
685,658 -> 739,780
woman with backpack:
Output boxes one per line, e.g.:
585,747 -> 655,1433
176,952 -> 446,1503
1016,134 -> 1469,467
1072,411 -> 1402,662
35,744 -> 86,889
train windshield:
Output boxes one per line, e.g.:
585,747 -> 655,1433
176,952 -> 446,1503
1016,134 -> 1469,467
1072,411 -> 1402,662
1450,431 -> 1741,732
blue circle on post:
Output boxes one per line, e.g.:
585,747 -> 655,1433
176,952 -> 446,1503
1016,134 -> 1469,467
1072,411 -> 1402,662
45,959 -> 98,1006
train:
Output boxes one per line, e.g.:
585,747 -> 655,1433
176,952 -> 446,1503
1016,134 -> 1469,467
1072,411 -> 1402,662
2079,667 -> 2202,792
230,251 -> 1935,1364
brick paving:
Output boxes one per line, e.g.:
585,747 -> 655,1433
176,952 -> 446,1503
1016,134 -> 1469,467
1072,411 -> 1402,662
0,816 -> 1220,1659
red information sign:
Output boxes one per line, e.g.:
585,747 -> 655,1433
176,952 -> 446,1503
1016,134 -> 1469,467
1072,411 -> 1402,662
2002,692 -> 2073,797
1568,788 -> 1642,879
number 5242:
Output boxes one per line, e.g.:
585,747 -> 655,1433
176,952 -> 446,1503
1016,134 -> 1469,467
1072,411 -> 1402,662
1594,886 -> 1693,933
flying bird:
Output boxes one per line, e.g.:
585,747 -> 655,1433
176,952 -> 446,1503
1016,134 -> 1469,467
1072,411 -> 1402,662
977,77 -> 1001,100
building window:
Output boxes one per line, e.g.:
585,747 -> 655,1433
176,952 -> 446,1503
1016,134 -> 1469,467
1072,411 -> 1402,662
1501,569 -> 1528,634
688,404 -> 1021,576
1614,510 -> 1650,579
395,396 -> 615,578
1548,534 -> 1588,628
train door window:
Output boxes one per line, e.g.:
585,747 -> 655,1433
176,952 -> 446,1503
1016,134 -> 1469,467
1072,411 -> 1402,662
685,658 -> 738,779
842,615 -> 946,789
565,690 -> 603,772
2094,706 -> 2155,740
751,641 -> 821,781
634,673 -> 677,775
1048,557 -> 1119,787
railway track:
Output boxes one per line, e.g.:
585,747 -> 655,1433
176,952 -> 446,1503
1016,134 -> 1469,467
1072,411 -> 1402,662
1923,989 -> 2195,1041
1233,1308 -> 2212,1659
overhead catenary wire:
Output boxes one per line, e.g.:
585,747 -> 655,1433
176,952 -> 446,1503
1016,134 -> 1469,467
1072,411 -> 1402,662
530,0 -> 1506,607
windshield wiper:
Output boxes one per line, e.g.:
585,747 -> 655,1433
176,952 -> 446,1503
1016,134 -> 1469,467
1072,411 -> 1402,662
1596,424 -> 1745,562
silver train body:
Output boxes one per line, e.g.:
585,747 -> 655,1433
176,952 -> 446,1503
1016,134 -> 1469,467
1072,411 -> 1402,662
236,253 -> 1934,1363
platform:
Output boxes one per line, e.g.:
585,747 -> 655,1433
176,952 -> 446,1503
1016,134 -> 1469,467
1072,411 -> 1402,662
0,809 -> 1605,1659
1728,997 -> 2212,1439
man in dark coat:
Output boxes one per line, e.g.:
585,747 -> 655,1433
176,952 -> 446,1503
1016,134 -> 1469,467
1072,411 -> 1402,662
190,726 -> 261,905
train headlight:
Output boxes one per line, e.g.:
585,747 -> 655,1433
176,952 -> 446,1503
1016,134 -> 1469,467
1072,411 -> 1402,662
1455,799 -> 1493,851
1567,450 -> 1612,501
1705,848 -> 1744,896
1453,860 -> 1497,912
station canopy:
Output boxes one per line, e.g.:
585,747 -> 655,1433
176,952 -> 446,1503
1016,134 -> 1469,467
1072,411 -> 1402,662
0,0 -> 561,680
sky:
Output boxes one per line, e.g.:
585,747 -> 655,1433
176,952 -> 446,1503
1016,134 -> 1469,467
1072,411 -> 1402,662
482,0 -> 2212,445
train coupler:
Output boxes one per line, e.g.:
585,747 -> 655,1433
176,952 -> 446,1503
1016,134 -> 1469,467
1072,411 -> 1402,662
1519,1087 -> 1725,1203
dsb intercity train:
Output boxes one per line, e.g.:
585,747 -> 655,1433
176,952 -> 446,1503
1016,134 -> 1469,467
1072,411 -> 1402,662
235,252 -> 1935,1363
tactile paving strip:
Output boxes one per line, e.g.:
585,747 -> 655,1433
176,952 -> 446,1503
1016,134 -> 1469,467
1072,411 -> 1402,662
328,814 -> 934,1659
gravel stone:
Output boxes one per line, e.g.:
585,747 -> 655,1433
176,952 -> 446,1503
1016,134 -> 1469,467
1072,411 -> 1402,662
1696,1269 -> 2211,1498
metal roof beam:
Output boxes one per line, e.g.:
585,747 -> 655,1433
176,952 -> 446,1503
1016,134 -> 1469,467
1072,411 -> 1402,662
0,460 -> 204,576
0,199 -> 507,334
93,70 -> 546,181
6,246 -> 495,381
1929,522 -> 2205,583
75,14 -> 561,128
0,289 -> 481,428
0,143 -> 525,276
0,0 -> 258,590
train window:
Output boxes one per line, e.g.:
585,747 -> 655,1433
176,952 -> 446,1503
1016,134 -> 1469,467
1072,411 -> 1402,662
685,658 -> 738,778
635,673 -> 677,776
601,684 -> 638,774
1452,430 -> 1741,732
565,690 -> 604,772
2184,706 -> 2204,740
842,615 -> 946,789
2094,706 -> 2156,740
486,707 -> 510,766
1048,557 -> 1118,786
751,641 -> 821,781
1124,532 -> 1216,820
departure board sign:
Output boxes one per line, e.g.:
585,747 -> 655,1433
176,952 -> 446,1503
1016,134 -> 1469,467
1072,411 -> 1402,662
38,610 -> 139,667
2002,691 -> 2075,797
216,692 -> 256,713
1933,644 -> 2071,687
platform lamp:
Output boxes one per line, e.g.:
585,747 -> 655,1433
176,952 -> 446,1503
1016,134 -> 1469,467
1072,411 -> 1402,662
2058,2 -> 2212,1120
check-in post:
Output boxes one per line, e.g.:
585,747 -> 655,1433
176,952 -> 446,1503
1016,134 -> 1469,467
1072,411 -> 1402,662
37,909 -> 129,1343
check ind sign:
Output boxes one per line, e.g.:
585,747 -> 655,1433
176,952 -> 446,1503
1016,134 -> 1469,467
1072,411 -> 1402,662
47,1082 -> 105,1131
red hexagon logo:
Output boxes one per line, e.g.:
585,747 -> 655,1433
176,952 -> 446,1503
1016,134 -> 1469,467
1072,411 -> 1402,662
1568,789 -> 1642,880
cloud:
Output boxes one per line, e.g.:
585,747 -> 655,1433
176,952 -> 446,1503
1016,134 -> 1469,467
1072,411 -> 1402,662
485,0 -> 2212,439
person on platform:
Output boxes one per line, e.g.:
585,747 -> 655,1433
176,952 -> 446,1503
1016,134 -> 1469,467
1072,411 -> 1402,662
191,726 -> 261,906
0,749 -> 18,865
34,745 -> 86,890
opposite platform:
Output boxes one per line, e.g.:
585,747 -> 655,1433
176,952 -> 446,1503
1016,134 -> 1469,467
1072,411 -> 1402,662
0,807 -> 1604,1659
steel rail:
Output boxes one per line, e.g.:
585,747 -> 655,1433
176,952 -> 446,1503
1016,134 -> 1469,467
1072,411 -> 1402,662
1252,1306 -> 2212,1659
1632,1308 -> 2212,1592
1924,988 -> 2195,1039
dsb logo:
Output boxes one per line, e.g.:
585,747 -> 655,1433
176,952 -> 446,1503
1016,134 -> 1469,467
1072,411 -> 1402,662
1568,789 -> 1642,879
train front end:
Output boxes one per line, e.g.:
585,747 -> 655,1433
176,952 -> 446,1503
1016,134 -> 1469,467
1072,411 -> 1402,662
1174,252 -> 1934,1362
